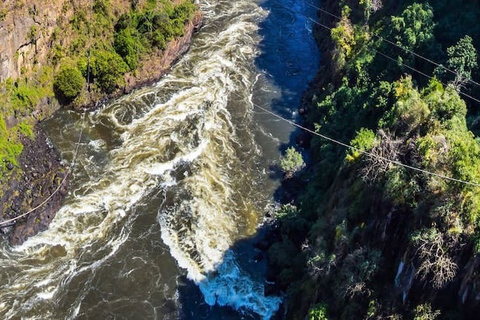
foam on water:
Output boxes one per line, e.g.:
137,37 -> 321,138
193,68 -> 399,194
199,251 -> 282,320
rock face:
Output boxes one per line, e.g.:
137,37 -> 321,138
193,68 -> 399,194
0,127 -> 68,245
0,0 -> 132,82
0,0 -> 65,81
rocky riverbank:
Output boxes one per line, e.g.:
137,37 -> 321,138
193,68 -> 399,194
0,126 -> 68,245
0,9 -> 203,246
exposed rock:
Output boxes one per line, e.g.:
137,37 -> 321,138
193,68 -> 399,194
0,0 -> 64,81
0,0 -> 133,82
0,126 -> 68,245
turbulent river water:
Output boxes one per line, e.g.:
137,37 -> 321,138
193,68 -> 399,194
0,0 -> 318,319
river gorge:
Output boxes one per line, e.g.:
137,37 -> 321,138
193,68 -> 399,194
0,0 -> 319,318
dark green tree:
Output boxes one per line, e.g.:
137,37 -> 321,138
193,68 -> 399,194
53,65 -> 85,102
390,3 -> 435,51
446,35 -> 478,88
92,50 -> 128,93
114,28 -> 142,70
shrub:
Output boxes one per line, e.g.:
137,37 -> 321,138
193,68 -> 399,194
347,128 -> 376,161
15,122 -> 34,138
54,65 -> 85,102
308,303 -> 329,320
114,28 -> 143,70
92,50 -> 128,93
0,116 -> 23,176
280,147 -> 305,174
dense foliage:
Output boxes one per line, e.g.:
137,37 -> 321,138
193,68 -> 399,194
54,64 -> 85,101
270,0 -> 480,319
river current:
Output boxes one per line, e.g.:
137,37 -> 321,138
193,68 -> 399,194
0,0 -> 318,319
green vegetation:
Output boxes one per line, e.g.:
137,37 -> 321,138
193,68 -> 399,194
0,8 -> 7,22
0,117 -> 23,173
54,64 -> 85,101
113,0 -> 196,69
91,49 -> 128,93
280,147 -> 305,174
308,303 -> 329,320
271,0 -> 480,318
443,35 -> 478,88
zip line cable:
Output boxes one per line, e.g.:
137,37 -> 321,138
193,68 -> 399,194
373,48 -> 480,105
3,1 -> 480,227
0,1 -> 94,227
305,1 -> 480,89
0,113 -> 87,227
256,9 -> 480,186
230,3 -> 480,187
246,97 -> 480,188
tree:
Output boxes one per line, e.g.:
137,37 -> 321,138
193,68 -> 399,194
53,65 -> 85,102
330,6 -> 356,70
308,303 -> 329,320
359,0 -> 383,22
92,50 -> 128,93
347,128 -> 376,161
446,35 -> 478,89
412,228 -> 457,289
114,28 -> 142,70
280,147 -> 305,175
413,303 -> 441,320
390,3 -> 435,51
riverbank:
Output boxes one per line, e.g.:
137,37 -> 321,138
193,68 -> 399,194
0,126 -> 68,245
0,6 -> 203,245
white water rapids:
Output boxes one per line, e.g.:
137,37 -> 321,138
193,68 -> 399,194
0,0 -> 318,318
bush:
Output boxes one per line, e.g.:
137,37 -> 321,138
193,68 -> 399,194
92,50 -> 128,93
54,65 -> 85,102
347,128 -> 376,161
171,1 -> 197,23
114,28 -> 143,70
0,116 -> 23,176
280,147 -> 305,174
308,303 -> 329,320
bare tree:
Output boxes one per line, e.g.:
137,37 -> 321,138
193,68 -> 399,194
413,228 -> 457,288
360,130 -> 403,183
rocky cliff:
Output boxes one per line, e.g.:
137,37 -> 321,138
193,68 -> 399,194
0,0 -> 133,82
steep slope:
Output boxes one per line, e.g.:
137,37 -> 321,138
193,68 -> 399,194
269,0 -> 480,319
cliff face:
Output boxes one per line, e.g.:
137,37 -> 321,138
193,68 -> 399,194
0,0 -> 132,82
0,0 -> 64,81
271,0 -> 480,319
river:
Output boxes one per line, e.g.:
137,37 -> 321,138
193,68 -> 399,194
0,0 -> 319,319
